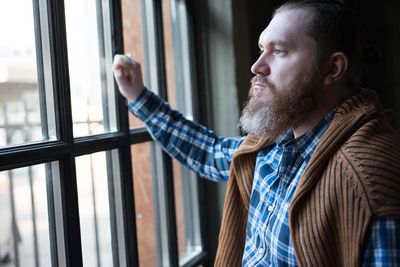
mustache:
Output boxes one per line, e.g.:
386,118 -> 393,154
250,75 -> 276,92
251,75 -> 267,84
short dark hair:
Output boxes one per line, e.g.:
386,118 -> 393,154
275,0 -> 363,86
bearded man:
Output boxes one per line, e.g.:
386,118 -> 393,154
113,0 -> 400,266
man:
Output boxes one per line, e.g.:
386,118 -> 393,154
113,0 -> 400,266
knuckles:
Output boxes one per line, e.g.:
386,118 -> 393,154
112,55 -> 142,81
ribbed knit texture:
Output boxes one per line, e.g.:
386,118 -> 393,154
214,89 -> 400,267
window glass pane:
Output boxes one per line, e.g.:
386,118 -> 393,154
163,0 -> 194,119
65,0 -> 117,137
162,0 -> 178,110
172,160 -> 202,263
0,1 -> 55,147
0,164 -> 53,266
162,0 -> 202,263
172,160 -> 188,259
121,0 -> 146,129
131,142 -> 157,267
162,0 -> 186,258
76,151 -> 114,266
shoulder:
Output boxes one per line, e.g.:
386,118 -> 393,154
340,114 -> 400,172
338,115 -> 400,217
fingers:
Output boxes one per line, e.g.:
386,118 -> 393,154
113,54 -> 136,70
113,54 -> 137,79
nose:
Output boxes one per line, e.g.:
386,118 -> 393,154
251,53 -> 270,76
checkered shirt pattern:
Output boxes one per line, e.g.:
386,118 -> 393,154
129,88 -> 400,266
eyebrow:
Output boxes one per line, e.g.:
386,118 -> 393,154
258,40 -> 290,49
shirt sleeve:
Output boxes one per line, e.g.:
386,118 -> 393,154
128,88 -> 244,182
361,218 -> 400,266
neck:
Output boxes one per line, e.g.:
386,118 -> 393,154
292,89 -> 353,138
292,84 -> 355,138
292,109 -> 328,138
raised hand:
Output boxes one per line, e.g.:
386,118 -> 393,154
112,54 -> 144,102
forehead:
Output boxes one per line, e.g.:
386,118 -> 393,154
258,9 -> 313,47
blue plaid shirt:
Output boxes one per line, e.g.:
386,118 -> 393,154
129,88 -> 400,266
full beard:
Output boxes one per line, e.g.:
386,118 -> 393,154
238,69 -> 322,140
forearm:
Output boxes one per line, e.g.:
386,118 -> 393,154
129,88 -> 243,182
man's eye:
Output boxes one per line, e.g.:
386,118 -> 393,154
273,49 -> 284,54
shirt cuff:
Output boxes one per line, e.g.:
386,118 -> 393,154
127,87 -> 163,123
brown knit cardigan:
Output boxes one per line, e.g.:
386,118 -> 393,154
214,89 -> 400,266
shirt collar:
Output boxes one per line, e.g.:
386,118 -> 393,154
276,110 -> 336,160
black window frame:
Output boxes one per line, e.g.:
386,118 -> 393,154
0,0 -> 209,266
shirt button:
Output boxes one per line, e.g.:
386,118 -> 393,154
257,247 -> 265,255
267,205 -> 273,212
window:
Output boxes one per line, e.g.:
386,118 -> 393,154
0,0 -> 56,147
0,0 -> 207,266
0,163 -> 55,266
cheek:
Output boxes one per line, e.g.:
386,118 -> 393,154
269,60 -> 299,84
276,63 -> 314,87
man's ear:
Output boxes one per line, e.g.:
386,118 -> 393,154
324,52 -> 348,86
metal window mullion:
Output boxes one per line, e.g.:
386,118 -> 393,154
109,0 -> 140,265
115,144 -> 138,267
105,150 -> 119,267
45,162 -> 60,267
57,155 -> 81,267
142,0 -> 180,266
93,2 -> 127,264
0,141 -> 69,171
152,2 -> 180,262
170,0 -> 194,119
73,132 -> 127,156
30,1 -> 61,264
46,0 -> 83,266
184,21 -> 207,263
150,144 -> 179,267
185,0 -> 215,263
169,1 -> 206,262
171,0 -> 209,264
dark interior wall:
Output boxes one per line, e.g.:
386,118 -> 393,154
241,1 -> 286,64
232,1 -> 282,108
348,0 -> 400,129
233,0 -> 400,130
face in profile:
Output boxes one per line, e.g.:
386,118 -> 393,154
239,8 -> 325,139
